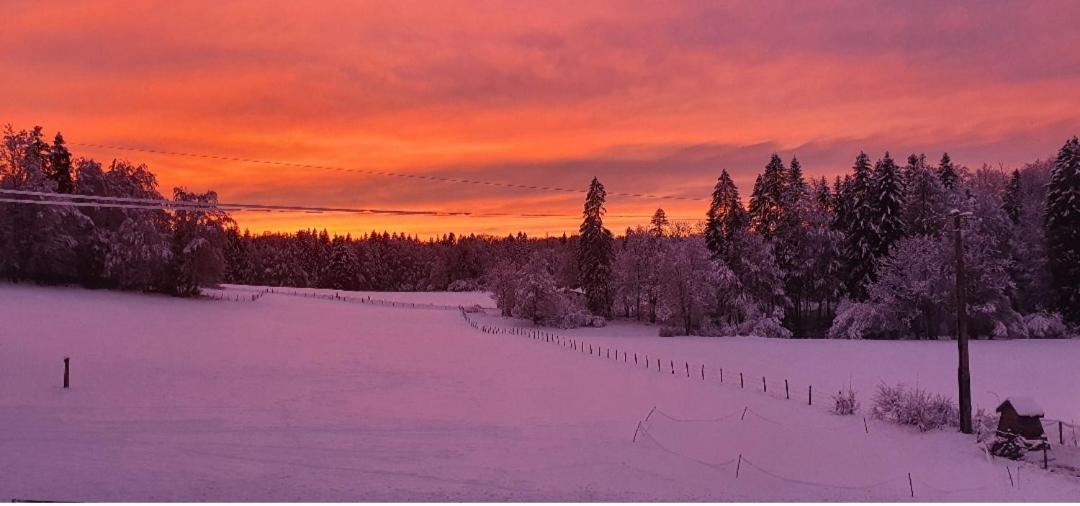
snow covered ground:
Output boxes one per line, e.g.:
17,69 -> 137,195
2,284 -> 1078,501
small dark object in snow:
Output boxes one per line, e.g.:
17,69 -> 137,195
996,397 -> 1046,441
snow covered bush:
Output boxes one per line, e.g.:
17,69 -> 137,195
655,236 -> 737,336
447,278 -> 480,292
974,408 -> 998,443
828,301 -> 896,339
871,383 -> 958,431
1023,311 -> 1070,339
746,315 -> 793,339
831,387 -> 859,415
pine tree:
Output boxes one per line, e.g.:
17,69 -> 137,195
902,153 -> 947,236
1003,169 -> 1022,225
869,152 -> 906,258
842,152 -> 877,298
704,169 -> 746,260
578,177 -> 614,317
649,208 -> 669,236
748,154 -> 787,238
938,152 -> 958,191
1044,136 -> 1080,323
48,132 -> 74,193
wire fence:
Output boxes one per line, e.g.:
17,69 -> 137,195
632,405 -> 1023,499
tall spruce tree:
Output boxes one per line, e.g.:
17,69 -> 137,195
902,153 -> 946,236
842,151 -> 877,298
48,132 -> 74,193
938,152 -> 958,191
1044,136 -> 1080,323
705,169 -> 746,260
1003,169 -> 1022,225
578,177 -> 614,317
747,154 -> 786,238
649,208 -> 669,236
869,152 -> 906,258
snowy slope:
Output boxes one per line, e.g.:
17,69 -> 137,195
1,284 -> 1077,501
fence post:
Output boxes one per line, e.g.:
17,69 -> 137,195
701,364 -> 705,380
908,473 -> 914,498
635,353 -> 638,365
809,385 -> 813,405
740,372 -> 744,388
657,359 -> 661,373
63,357 -> 70,389
785,379 -> 789,399
1043,447 -> 1048,469
720,368 -> 723,383
685,362 -> 689,377
670,360 -> 675,375
762,376 -> 766,393
1060,421 -> 1065,446
736,454 -> 742,478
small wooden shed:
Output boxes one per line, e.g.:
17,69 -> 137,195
996,396 -> 1046,440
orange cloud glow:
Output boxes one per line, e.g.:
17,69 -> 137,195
4,0 -> 1080,237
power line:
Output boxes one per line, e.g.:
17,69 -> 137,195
0,189 -> 704,220
71,142 -> 710,202
0,188 -> 467,216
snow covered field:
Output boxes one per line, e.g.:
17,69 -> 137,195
2,284 -> 1078,501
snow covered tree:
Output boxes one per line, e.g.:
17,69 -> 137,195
613,226 -> 662,321
938,152 -> 958,191
168,188 -> 233,296
512,256 -> 564,325
578,177 -> 614,317
869,152 -> 906,258
47,132 -> 74,194
842,152 -> 877,298
656,236 -> 735,336
902,153 -> 947,237
704,169 -> 746,261
321,240 -> 362,290
1044,136 -> 1080,323
747,154 -> 786,238
1003,169 -> 1022,225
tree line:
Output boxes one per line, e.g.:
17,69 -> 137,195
3,123 -> 1078,339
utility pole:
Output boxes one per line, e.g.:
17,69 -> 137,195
952,210 -> 973,434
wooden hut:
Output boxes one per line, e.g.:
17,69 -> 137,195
995,396 -> 1046,440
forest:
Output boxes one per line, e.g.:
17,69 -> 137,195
2,123 -> 1078,339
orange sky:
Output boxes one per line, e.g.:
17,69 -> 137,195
5,1 -> 1080,238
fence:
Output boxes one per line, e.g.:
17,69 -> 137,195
631,405 -> 1026,500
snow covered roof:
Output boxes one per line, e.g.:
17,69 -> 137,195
998,396 -> 1045,417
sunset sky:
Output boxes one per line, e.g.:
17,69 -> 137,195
5,0 -> 1080,238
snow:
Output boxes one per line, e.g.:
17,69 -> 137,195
1004,396 -> 1045,417
2,283 -> 1078,501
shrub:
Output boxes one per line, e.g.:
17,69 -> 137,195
831,387 -> 859,415
973,408 -> 998,443
828,301 -> 897,339
870,383 -> 958,431
1023,312 -> 1070,339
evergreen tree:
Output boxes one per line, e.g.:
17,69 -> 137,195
1003,169 -> 1022,225
1044,136 -> 1080,323
48,132 -> 74,193
578,177 -> 614,317
649,208 -> 669,236
747,154 -> 786,238
842,152 -> 877,298
938,152 -> 958,190
704,169 -> 746,260
902,153 -> 947,236
869,152 -> 906,258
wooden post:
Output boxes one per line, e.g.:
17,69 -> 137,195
720,368 -> 723,383
635,353 -> 638,365
785,379 -> 789,399
736,454 -> 742,478
701,364 -> 705,380
762,376 -> 766,393
685,362 -> 689,377
1007,466 -> 1014,487
1043,447 -> 1048,469
908,473 -> 914,497
63,357 -> 69,389
1060,421 -> 1065,446
657,359 -> 661,372
670,360 -> 675,375
864,417 -> 869,434
740,372 -> 744,388
809,385 -> 813,405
